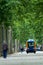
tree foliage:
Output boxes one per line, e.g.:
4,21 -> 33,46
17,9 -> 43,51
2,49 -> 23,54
0,0 -> 43,44
12,0 -> 43,44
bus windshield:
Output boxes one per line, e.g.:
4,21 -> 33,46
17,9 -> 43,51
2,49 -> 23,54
28,42 -> 34,46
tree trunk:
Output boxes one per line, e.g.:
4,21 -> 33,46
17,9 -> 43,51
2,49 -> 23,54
2,22 -> 6,42
0,25 -> 2,56
7,26 -> 13,54
15,39 -> 18,52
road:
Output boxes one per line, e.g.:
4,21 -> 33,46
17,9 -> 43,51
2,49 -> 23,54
0,51 -> 43,65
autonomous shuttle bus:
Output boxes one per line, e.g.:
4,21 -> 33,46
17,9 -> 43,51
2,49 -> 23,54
26,39 -> 36,53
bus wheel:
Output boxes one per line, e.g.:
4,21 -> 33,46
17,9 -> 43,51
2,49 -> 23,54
26,51 -> 28,54
34,51 -> 36,53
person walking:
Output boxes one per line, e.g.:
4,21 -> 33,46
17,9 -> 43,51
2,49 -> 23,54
2,40 -> 8,58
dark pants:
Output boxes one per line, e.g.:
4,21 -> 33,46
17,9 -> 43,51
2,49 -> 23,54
3,50 -> 7,58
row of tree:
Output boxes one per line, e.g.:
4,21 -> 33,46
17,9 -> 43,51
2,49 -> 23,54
12,0 -> 43,44
0,0 -> 43,46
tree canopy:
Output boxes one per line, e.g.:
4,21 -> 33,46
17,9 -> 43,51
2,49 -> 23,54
0,0 -> 43,44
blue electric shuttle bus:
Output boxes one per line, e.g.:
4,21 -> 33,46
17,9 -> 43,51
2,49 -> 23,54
26,39 -> 36,53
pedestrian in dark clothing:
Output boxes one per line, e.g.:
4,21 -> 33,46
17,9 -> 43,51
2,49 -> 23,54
2,41 -> 8,58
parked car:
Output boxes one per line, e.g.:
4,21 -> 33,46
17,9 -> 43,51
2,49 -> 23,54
36,46 -> 41,51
